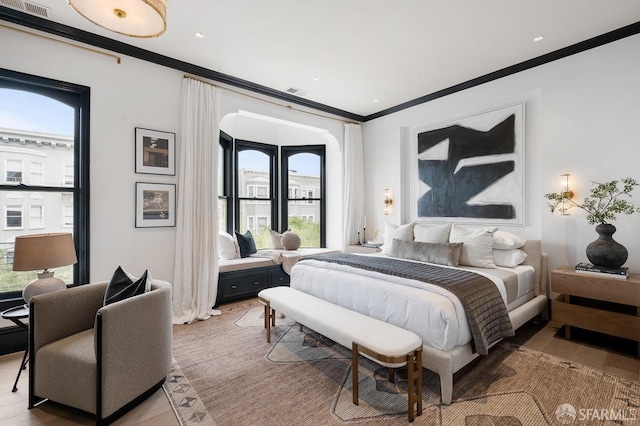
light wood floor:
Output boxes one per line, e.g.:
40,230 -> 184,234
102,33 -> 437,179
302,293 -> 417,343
1,316 -> 638,425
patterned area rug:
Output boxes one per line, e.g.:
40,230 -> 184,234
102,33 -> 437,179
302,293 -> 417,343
170,301 -> 640,426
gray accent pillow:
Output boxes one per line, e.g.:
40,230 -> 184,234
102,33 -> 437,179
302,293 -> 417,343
388,238 -> 463,267
281,231 -> 301,250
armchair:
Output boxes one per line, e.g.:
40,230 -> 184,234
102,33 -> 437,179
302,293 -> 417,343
28,279 -> 172,424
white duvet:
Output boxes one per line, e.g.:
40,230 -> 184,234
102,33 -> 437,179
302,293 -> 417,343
290,257 -> 522,352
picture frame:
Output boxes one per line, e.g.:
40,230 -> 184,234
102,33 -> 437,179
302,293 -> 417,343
407,102 -> 525,225
135,183 -> 176,228
135,127 -> 175,175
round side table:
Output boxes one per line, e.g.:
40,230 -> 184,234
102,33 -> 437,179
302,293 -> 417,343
2,305 -> 29,392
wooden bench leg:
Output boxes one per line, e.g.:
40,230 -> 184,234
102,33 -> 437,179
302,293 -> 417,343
352,342 -> 359,406
389,368 -> 395,382
406,348 -> 423,422
258,297 -> 272,343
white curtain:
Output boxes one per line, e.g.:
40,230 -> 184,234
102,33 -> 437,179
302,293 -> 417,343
343,123 -> 365,248
172,78 -> 221,324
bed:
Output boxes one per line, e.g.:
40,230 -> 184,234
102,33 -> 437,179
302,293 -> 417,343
289,237 -> 549,404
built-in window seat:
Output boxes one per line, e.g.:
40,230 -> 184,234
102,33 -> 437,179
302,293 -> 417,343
216,248 -> 338,305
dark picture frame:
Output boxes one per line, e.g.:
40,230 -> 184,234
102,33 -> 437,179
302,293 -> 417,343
135,183 -> 176,228
135,127 -> 175,175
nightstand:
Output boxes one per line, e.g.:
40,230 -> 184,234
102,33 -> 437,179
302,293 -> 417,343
551,266 -> 640,355
345,244 -> 381,254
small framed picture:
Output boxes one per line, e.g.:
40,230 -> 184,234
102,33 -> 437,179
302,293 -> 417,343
136,183 -> 176,228
135,128 -> 175,175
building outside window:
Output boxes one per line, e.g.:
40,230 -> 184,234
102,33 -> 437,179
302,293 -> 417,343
29,205 -> 44,229
5,205 -> 22,228
5,159 -> 23,183
30,161 -> 43,184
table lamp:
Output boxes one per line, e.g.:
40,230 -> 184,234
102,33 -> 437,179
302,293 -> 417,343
12,233 -> 78,303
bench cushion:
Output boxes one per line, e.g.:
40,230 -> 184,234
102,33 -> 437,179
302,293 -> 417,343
258,287 -> 422,366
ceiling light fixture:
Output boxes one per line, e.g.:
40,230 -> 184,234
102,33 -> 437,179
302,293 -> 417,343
67,0 -> 167,38
373,99 -> 379,103
195,32 -> 205,38
313,76 -> 320,81
533,36 -> 544,42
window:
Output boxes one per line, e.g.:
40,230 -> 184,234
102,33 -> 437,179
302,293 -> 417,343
235,140 -> 277,249
0,69 -> 90,304
247,216 -> 255,231
281,146 -> 326,247
30,162 -> 44,184
29,205 -> 44,229
63,164 -> 74,186
5,160 -> 23,183
218,131 -> 232,233
5,205 -> 23,228
63,204 -> 74,227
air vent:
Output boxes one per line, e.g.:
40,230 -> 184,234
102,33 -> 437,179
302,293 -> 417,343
1,0 -> 49,17
285,87 -> 308,97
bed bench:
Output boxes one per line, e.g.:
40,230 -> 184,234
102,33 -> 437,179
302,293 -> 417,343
257,286 -> 424,422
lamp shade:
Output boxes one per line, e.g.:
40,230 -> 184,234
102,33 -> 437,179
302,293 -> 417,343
68,0 -> 167,38
12,233 -> 78,272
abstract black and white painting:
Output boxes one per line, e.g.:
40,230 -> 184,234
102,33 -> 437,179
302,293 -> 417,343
414,103 -> 524,225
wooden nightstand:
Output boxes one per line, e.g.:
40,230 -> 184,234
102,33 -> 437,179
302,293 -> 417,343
551,266 -> 640,355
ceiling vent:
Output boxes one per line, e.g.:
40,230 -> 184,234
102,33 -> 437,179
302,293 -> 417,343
285,87 -> 308,97
1,0 -> 49,17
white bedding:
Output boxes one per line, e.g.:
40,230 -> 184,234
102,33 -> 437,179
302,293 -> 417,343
289,255 -> 534,352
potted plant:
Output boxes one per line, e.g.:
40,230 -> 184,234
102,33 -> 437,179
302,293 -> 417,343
545,177 -> 640,268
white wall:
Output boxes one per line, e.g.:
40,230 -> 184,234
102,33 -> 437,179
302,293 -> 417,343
363,34 -> 640,272
2,26 -> 345,283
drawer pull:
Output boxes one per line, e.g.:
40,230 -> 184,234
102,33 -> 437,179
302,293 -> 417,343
253,281 -> 259,285
231,285 -> 237,289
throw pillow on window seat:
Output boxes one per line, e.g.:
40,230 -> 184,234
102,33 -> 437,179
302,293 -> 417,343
235,230 -> 258,258
281,231 -> 301,250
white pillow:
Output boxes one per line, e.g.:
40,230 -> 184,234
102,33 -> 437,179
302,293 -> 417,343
493,230 -> 526,250
449,224 -> 498,268
218,232 -> 239,260
492,249 -> 527,267
413,222 -> 451,243
380,222 -> 415,254
269,230 -> 284,249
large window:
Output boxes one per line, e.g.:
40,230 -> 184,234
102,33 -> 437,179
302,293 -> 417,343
281,145 -> 326,247
235,140 -> 277,249
0,69 -> 89,304
219,135 -> 327,249
218,131 -> 232,233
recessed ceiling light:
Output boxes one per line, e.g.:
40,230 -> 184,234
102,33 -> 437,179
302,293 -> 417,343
195,32 -> 205,39
313,76 -> 320,81
373,99 -> 379,103
533,36 -> 544,42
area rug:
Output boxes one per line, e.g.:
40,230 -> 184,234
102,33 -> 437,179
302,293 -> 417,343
171,300 -> 640,426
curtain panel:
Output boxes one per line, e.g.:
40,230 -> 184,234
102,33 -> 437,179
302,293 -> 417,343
343,123 -> 365,248
173,78 -> 221,324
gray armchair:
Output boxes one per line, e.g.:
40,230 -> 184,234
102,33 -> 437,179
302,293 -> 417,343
28,279 -> 173,424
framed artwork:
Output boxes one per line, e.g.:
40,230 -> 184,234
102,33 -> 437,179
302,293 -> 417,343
135,128 -> 175,175
410,102 -> 525,225
136,183 -> 176,228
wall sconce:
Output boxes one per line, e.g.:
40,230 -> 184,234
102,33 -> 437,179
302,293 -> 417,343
559,173 -> 574,215
384,189 -> 393,215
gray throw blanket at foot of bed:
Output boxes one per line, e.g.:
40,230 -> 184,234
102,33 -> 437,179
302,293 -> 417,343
300,252 -> 514,355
